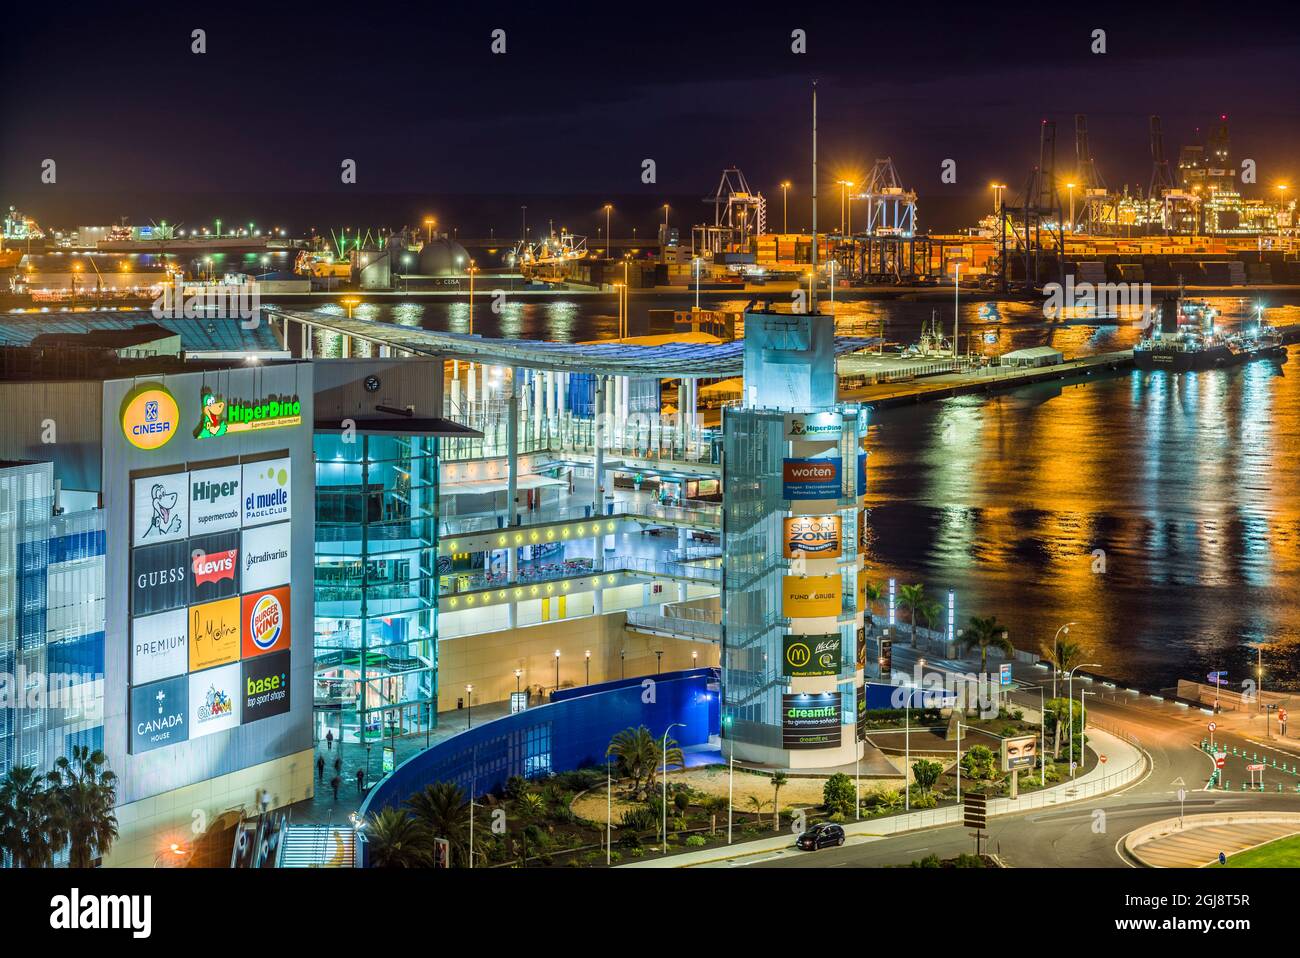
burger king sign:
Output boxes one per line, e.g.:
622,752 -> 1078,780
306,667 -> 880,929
241,586 -> 291,658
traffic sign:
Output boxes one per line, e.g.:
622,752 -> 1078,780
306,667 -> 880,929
1247,763 -> 1265,771
1215,755 -> 1226,769
1208,721 -> 1217,732
1100,755 -> 1108,764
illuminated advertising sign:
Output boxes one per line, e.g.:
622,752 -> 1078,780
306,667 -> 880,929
783,412 -> 842,442
132,472 -> 189,546
782,575 -> 842,618
189,464 -> 242,534
130,675 -> 188,754
120,383 -> 180,452
782,458 -> 841,500
878,636 -> 892,678
242,457 -> 291,526
189,530 -> 241,603
857,451 -> 867,496
242,586 -> 291,658
131,540 -> 189,615
782,515 -> 842,559
782,692 -> 841,749
242,650 -> 291,724
188,663 -> 241,738
1001,735 -> 1039,772
856,626 -> 866,670
856,685 -> 867,741
241,522 -> 290,593
189,597 -> 241,671
194,386 -> 302,439
782,633 -> 842,677
131,608 -> 188,686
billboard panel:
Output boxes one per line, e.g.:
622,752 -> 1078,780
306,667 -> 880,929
130,675 -> 189,754
242,586 -> 291,658
782,692 -> 841,749
782,575 -> 842,618
189,530 -> 241,604
131,608 -> 188,686
132,472 -> 190,546
131,539 -> 190,616
188,663 -> 241,739
242,457 -> 292,526
189,463 -> 242,534
782,458 -> 841,500
241,522 -> 291,593
188,596 -> 241,671
782,515 -> 842,559
1001,734 -> 1039,772
781,633 -> 842,677
783,412 -> 842,442
242,650 -> 291,724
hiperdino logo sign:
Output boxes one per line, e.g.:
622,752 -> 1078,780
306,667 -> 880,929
120,383 -> 180,451
194,385 -> 301,438
784,412 -> 842,442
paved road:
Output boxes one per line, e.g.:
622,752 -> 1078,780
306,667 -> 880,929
736,657 -> 1300,869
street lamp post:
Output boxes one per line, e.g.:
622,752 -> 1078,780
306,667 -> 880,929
604,204 -> 612,259
1067,183 -> 1076,231
781,181 -> 791,233
1051,622 -> 1077,700
465,684 -> 473,729
1067,663 -> 1102,778
693,256 -> 701,311
585,649 -> 591,685
514,669 -> 522,694
662,722 -> 685,854
904,692 -> 910,811
953,261 -> 962,360
554,649 -> 560,691
724,715 -> 734,844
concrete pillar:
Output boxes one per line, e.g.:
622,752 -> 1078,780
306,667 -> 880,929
677,527 -> 689,553
678,581 -> 688,602
533,369 -> 544,439
593,374 -> 605,560
506,367 -> 519,527
507,601 -> 518,629
341,335 -> 352,359
379,343 -> 390,358
507,545 -> 518,578
468,363 -> 477,414
593,587 -> 604,616
619,375 -> 629,434
301,322 -> 312,358
481,364 -> 490,406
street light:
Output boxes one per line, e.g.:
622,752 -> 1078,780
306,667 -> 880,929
1051,622 -> 1077,700
341,296 -> 360,319
465,684 -> 473,729
424,217 -> 436,243
603,203 -> 613,259
514,668 -> 522,693
554,649 -> 561,690
1067,663 -> 1102,777
989,182 -> 1007,215
1066,182 -> 1076,231
585,649 -> 591,685
467,259 -> 478,335
662,722 -> 685,854
781,181 -> 791,233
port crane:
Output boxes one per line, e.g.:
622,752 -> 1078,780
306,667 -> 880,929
694,167 -> 766,255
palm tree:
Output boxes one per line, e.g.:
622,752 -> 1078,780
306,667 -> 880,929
405,781 -> 469,867
962,615 -> 1013,675
0,765 -> 62,868
514,791 -> 547,866
862,581 -> 883,625
745,795 -> 770,824
366,807 -> 434,867
700,795 -> 728,835
47,746 -> 117,868
606,726 -> 683,800
1042,637 -> 1089,698
770,772 -> 788,831
917,597 -> 943,635
898,584 -> 926,647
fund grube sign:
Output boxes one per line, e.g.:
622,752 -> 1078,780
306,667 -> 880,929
782,515 -> 842,559
242,650 -> 291,723
131,608 -> 188,686
782,575 -> 842,618
783,458 -> 841,500
782,692 -> 841,749
782,633 -> 842,677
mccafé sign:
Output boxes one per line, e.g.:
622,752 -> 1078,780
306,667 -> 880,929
783,515 -> 842,559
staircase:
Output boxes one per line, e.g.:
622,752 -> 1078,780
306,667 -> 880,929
279,824 -> 355,868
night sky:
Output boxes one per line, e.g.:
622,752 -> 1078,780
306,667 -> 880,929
3,2 -> 1299,234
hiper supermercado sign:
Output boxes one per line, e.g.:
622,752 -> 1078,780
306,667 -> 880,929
783,515 -> 842,559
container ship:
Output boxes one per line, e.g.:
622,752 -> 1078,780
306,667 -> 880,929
1134,294 -> 1286,371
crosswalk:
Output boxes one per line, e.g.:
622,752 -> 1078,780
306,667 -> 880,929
279,825 -> 355,868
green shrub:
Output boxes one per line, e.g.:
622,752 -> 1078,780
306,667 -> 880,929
953,853 -> 985,868
907,789 -> 938,809
685,835 -> 707,847
911,854 -> 942,868
961,744 -> 997,780
618,807 -> 658,832
674,792 -> 690,812
823,772 -> 856,815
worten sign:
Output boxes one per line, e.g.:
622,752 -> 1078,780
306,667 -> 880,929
120,382 -> 181,452
783,458 -> 842,500
782,692 -> 841,749
782,575 -> 842,618
194,385 -> 302,439
783,412 -> 842,442
783,515 -> 842,559
782,633 -> 842,677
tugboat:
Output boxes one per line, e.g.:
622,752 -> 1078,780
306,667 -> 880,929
1134,293 -> 1286,372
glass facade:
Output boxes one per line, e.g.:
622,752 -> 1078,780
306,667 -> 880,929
313,433 -> 439,746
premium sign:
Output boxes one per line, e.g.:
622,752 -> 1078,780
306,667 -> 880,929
242,458 -> 291,526
120,383 -> 180,451
1001,734 -> 1039,772
782,457 -> 842,500
242,586 -> 291,658
132,472 -> 189,546
782,692 -> 841,749
782,575 -> 842,618
194,386 -> 302,438
130,675 -> 188,754
241,522 -> 290,593
189,530 -> 240,603
783,412 -> 842,442
189,597 -> 241,671
189,464 -> 242,534
131,608 -> 188,686
782,515 -> 842,559
131,540 -> 189,616
242,650 -> 291,723
782,633 -> 842,677
188,663 -> 241,738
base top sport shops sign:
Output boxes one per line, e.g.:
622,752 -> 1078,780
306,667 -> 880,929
243,650 -> 291,723
782,692 -> 841,749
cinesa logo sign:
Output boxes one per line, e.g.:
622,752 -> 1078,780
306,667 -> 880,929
120,383 -> 180,451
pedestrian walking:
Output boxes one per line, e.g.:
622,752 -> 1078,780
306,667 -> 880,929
356,767 -> 365,794
333,757 -> 342,776
326,729 -> 334,751
330,776 -> 340,800
316,756 -> 325,782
